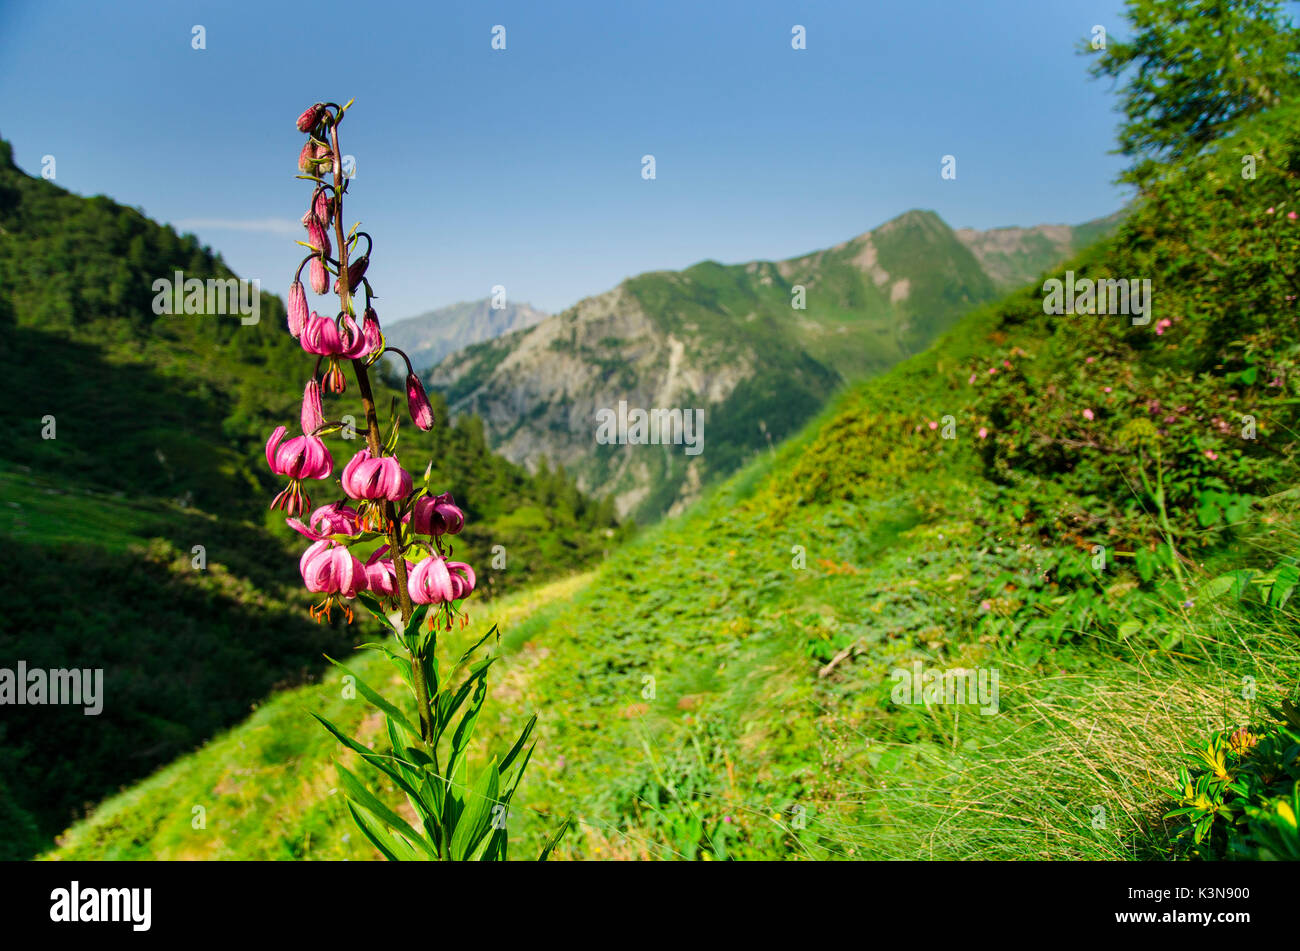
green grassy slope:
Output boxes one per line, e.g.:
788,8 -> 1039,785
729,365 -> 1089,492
47,101 -> 1300,860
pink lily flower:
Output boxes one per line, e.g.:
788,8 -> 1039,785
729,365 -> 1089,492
266,422 -> 333,518
301,312 -> 370,393
299,540 -> 367,623
408,492 -> 465,536
342,448 -> 413,503
364,546 -> 414,600
286,500 -> 360,541
408,556 -> 476,605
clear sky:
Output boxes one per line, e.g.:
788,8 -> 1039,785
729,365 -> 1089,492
0,0 -> 1131,320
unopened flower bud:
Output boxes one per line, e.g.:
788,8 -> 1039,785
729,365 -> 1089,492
288,280 -> 308,337
312,188 -> 333,227
296,103 -> 326,133
305,216 -> 331,257
406,372 -> 434,431
334,255 -> 368,294
362,306 -> 382,354
310,257 -> 328,295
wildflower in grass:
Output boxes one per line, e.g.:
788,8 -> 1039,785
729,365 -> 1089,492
1083,408 -> 1095,421
1228,727 -> 1258,755
1205,449 -> 1218,460
978,427 -> 988,439
276,99 -> 562,861
1290,211 -> 1297,220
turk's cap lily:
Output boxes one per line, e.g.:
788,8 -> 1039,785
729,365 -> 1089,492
300,540 -> 366,598
363,545 -> 414,599
408,492 -> 464,536
408,556 -> 476,605
341,448 -> 413,502
300,312 -> 370,359
265,426 -> 333,480
286,500 -> 360,541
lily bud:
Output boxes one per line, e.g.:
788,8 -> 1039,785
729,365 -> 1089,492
362,306 -> 383,355
312,187 -> 333,227
406,372 -> 434,431
296,103 -> 326,133
333,255 -> 368,294
287,280 -> 308,337
305,216 -> 331,257
309,257 -> 328,295
301,379 -> 325,435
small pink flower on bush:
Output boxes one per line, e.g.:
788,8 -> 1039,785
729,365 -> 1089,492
978,427 -> 988,439
1082,408 -> 1094,421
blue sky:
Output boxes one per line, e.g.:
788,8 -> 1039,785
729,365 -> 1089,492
0,0 -> 1130,320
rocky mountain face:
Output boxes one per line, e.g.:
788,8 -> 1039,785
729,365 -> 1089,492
383,298 -> 548,373
429,209 -> 1119,522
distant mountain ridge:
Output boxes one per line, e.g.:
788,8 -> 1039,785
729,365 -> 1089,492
429,208 -> 1120,521
384,298 -> 548,373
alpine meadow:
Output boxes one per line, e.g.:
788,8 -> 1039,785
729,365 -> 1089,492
0,0 -> 1298,929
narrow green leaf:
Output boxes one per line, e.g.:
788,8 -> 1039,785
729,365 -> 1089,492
325,655 -> 421,740
337,763 -> 435,857
449,759 -> 500,861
